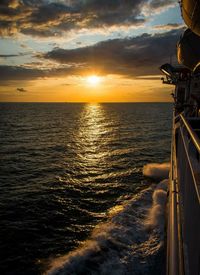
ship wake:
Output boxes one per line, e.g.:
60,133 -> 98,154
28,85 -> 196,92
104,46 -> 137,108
45,163 -> 169,275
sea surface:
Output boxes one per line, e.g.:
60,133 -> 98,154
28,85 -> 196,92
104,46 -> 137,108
0,103 -> 172,275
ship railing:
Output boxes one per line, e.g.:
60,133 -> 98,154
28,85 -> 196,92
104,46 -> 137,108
169,113 -> 200,275
179,114 -> 200,203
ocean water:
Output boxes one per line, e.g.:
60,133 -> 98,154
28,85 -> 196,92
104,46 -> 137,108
0,103 -> 172,275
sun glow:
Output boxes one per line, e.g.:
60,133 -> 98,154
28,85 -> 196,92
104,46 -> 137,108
86,75 -> 101,86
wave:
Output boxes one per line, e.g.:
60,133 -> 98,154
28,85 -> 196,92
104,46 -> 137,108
143,163 -> 170,181
45,164 -> 169,275
145,179 -> 168,233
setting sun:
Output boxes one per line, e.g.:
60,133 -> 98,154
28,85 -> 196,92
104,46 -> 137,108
86,75 -> 102,86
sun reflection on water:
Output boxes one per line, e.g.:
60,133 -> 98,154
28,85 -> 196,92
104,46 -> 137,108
77,103 -> 107,165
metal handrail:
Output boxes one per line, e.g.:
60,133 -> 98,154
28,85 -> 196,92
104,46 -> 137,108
179,120 -> 200,204
168,113 -> 200,275
180,114 -> 200,154
168,117 -> 185,275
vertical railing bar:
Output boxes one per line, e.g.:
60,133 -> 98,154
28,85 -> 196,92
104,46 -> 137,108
173,137 -> 185,275
168,111 -> 185,275
180,126 -> 200,203
179,124 -> 200,275
180,114 -> 200,155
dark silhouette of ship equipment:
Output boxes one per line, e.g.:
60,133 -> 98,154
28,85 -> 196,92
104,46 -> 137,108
181,0 -> 200,36
177,29 -> 200,72
160,1 -> 200,274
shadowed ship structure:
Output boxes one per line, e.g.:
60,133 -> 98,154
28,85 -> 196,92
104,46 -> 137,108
160,1 -> 200,274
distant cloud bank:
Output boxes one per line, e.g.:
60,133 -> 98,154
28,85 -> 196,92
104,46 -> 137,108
0,28 -> 183,82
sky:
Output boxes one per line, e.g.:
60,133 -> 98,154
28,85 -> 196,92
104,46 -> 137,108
0,0 -> 185,102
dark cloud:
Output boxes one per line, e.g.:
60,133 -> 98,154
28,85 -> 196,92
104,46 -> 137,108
0,54 -> 19,57
148,0 -> 176,10
0,65 -> 44,80
0,52 -> 30,58
43,28 -> 183,77
17,87 -> 28,92
0,29 -> 183,81
28,3 -> 72,25
21,28 -> 62,37
136,76 -> 163,80
0,21 -> 17,36
0,0 -> 177,37
0,64 -> 84,81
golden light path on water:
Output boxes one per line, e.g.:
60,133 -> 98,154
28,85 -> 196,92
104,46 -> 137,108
77,103 -> 108,167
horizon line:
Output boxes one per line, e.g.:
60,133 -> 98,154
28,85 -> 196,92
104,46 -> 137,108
0,101 -> 172,104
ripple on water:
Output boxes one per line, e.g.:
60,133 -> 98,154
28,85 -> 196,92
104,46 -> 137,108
0,103 -> 172,274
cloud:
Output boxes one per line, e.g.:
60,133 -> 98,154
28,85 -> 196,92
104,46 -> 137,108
148,0 -> 176,10
0,52 -> 31,58
0,65 -> 44,81
154,23 -> 185,30
142,0 -> 177,16
0,21 -> 18,36
0,54 -> 20,58
17,87 -> 28,92
0,0 -> 179,37
0,64 -> 85,82
0,0 -> 20,9
136,75 -> 163,80
43,28 -> 183,77
0,28 -> 183,82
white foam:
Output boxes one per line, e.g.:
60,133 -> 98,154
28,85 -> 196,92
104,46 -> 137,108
143,163 -> 170,180
45,163 -> 170,274
145,179 -> 169,233
45,183 -> 168,275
